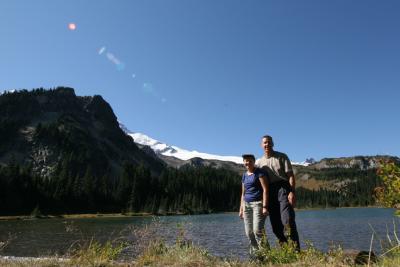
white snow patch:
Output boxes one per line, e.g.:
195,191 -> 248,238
119,122 -> 310,166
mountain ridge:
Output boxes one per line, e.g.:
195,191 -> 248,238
121,126 -> 314,166
120,124 -> 399,170
0,87 -> 164,178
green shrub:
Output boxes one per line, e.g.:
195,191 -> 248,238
255,240 -> 299,264
375,161 -> 400,209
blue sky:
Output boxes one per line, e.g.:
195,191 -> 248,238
1,0 -> 399,162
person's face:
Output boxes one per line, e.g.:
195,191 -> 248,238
243,158 -> 255,170
261,137 -> 273,153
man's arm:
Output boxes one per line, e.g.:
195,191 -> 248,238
283,153 -> 296,207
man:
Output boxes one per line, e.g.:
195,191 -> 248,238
256,135 -> 300,250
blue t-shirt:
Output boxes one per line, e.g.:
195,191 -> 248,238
242,168 -> 267,202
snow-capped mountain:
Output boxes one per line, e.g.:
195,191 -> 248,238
120,123 -> 310,166
128,132 -> 243,164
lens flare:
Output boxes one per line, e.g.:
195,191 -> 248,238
68,23 -> 76,31
98,46 -> 106,55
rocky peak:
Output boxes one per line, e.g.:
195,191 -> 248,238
310,155 -> 400,170
0,87 -> 165,178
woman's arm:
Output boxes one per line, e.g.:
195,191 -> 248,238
239,183 -> 245,218
259,175 -> 269,216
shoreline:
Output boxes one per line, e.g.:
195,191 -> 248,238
0,206 -> 392,221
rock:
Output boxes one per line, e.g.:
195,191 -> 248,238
356,251 -> 377,265
344,250 -> 377,265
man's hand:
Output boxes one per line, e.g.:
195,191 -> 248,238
288,192 -> 296,207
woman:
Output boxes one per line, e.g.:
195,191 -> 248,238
239,154 -> 269,254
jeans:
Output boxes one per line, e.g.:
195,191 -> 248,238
243,200 -> 267,253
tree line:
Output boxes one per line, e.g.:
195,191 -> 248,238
0,159 -> 384,216
296,168 -> 382,208
0,159 -> 241,216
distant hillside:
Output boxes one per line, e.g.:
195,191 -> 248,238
134,137 -> 398,192
0,88 -> 239,215
309,156 -> 400,170
0,87 -> 164,179
133,138 -> 398,208
293,156 -> 399,207
1,87 -> 398,215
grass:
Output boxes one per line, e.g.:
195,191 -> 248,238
1,239 -> 400,266
0,257 -> 69,267
130,239 -> 400,267
135,240 -> 216,266
68,239 -> 126,266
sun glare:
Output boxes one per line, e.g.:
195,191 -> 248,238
68,23 -> 76,31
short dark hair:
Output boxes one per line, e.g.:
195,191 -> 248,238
242,154 -> 255,161
262,135 -> 274,147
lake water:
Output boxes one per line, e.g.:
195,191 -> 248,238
0,208 -> 399,260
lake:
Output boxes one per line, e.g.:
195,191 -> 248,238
0,208 -> 399,260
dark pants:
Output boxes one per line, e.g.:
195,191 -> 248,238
269,182 -> 300,250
